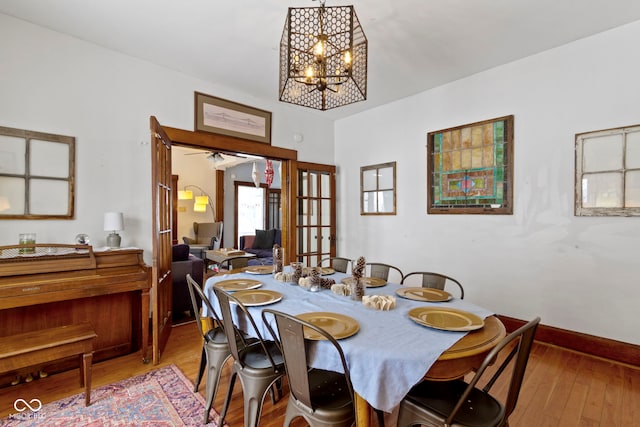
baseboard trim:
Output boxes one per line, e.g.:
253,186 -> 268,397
497,315 -> 640,367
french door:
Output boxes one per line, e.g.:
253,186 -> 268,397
295,162 -> 336,266
150,116 -> 173,364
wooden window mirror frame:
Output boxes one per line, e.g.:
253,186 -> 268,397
360,161 -> 397,215
0,125 -> 75,219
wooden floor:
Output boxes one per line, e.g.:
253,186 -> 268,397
1,322 -> 638,426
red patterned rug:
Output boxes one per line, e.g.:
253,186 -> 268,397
1,365 -> 226,426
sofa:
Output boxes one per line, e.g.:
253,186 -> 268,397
239,228 -> 281,266
171,244 -> 204,321
182,221 -> 223,260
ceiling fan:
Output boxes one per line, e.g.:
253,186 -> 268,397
183,150 -> 261,169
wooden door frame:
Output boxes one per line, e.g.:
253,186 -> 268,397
291,161 -> 337,265
162,125 -> 298,263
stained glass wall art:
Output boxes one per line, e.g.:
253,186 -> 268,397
427,116 -> 513,214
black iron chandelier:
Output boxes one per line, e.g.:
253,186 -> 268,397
279,0 -> 368,111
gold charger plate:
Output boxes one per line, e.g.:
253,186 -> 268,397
296,312 -> 360,340
396,287 -> 452,302
215,278 -> 263,292
341,276 -> 387,288
233,289 -> 283,307
243,265 -> 274,275
408,307 -> 484,331
302,267 -> 335,276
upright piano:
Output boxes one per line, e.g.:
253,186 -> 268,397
0,244 -> 150,386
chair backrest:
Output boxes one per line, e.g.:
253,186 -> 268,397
318,257 -> 352,273
446,317 -> 540,426
193,221 -> 223,247
261,309 -> 354,408
366,262 -> 404,282
401,271 -> 465,299
212,286 -> 279,369
186,274 -> 223,339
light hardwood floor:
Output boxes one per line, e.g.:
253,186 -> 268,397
1,322 -> 638,426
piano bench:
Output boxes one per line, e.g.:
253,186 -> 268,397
0,323 -> 97,406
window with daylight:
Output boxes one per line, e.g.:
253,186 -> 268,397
427,115 -> 514,215
575,124 -> 640,216
360,161 -> 396,215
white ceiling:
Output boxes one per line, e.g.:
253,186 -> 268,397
3,0 -> 640,120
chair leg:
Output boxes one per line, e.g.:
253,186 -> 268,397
269,378 -> 283,404
194,346 -> 206,392
204,349 -> 231,425
243,376 -> 281,427
216,370 -> 237,426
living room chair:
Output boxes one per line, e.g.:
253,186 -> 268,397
401,272 -> 465,299
213,287 -> 285,427
366,262 -> 404,283
185,274 -> 232,424
397,317 -> 541,427
172,244 -> 204,322
182,221 -> 223,259
261,308 -> 355,427
318,256 -> 352,273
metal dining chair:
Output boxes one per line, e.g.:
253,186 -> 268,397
401,271 -> 465,299
213,286 -> 285,427
366,262 -> 404,283
318,256 -> 352,273
261,308 -> 356,427
185,274 -> 232,424
397,317 -> 541,427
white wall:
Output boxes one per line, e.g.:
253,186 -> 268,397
335,21 -> 640,345
0,14 -> 334,263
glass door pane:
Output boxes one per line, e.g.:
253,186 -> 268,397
296,163 -> 336,266
237,184 -> 265,238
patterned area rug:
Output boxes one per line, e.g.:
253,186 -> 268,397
0,365 -> 225,426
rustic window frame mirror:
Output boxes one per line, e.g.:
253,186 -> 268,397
0,125 -> 75,219
575,124 -> 640,216
360,161 -> 397,215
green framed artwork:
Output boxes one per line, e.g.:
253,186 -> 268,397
427,115 -> 513,214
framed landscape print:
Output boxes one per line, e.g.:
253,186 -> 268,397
427,115 -> 514,214
194,92 -> 272,144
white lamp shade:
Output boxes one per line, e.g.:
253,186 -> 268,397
104,212 -> 124,231
193,203 -> 207,212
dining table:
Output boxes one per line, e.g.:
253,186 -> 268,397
203,267 -> 505,427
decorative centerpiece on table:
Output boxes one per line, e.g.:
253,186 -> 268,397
350,256 -> 366,301
274,262 -> 335,290
273,244 -> 283,274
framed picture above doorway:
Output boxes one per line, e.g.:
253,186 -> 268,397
194,92 -> 272,144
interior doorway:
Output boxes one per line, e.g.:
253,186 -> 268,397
172,146 -> 284,249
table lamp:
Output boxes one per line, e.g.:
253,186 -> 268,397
104,212 -> 124,248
